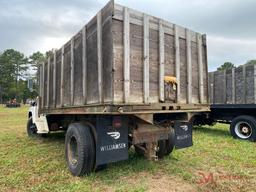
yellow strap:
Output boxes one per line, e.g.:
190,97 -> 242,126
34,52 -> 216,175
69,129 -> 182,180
164,76 -> 177,84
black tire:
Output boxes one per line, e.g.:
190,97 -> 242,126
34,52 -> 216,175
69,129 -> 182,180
156,140 -> 166,159
27,117 -> 38,137
65,123 -> 95,176
134,144 -> 146,156
230,115 -> 256,142
165,127 -> 175,156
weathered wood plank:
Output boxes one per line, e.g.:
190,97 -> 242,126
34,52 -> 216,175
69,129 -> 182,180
159,19 -> 165,102
123,7 -> 130,103
232,68 -> 236,104
197,34 -> 204,103
186,29 -> 192,103
82,26 -> 87,104
46,57 -> 50,108
70,38 -> 75,105
174,25 -> 181,103
143,14 -> 149,103
60,46 -> 64,106
242,64 -> 246,103
97,11 -> 103,103
53,50 -> 56,107
223,70 -> 226,104
41,64 -> 45,108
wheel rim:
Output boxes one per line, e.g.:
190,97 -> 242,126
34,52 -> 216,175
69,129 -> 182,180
234,121 -> 252,139
68,136 -> 79,166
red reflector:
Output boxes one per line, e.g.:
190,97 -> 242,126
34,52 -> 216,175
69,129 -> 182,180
113,116 -> 122,128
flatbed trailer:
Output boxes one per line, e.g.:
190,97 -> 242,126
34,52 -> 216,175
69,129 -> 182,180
205,64 -> 256,141
27,0 -> 210,176
209,104 -> 256,141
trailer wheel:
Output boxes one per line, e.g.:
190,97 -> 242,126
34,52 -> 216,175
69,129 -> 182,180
65,123 -> 95,176
230,116 -> 256,141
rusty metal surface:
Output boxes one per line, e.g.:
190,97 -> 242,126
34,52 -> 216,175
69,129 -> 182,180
40,103 -> 210,115
132,123 -> 170,144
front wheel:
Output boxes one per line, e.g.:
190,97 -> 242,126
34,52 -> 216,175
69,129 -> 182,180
65,123 -> 95,176
230,115 -> 256,141
27,117 -> 38,137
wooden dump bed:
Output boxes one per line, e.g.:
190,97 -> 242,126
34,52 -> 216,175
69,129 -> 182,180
39,0 -> 209,113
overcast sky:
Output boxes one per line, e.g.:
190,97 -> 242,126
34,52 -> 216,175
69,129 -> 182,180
0,0 -> 256,71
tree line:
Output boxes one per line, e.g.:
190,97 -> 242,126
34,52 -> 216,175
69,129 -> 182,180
0,49 -> 52,104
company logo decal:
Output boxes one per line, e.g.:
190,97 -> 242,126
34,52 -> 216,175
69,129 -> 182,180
107,131 -> 120,139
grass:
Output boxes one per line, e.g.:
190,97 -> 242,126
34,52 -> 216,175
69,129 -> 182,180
0,105 -> 256,192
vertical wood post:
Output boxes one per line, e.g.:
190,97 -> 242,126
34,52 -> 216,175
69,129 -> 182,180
174,25 -> 181,103
159,19 -> 165,102
82,26 -> 87,104
70,38 -> 74,105
232,68 -> 236,104
53,50 -> 56,107
41,63 -> 45,108
143,14 -> 149,103
223,70 -> 226,104
186,29 -> 192,103
123,7 -> 130,103
211,72 -> 214,103
97,12 -> 103,103
60,46 -> 64,107
242,65 -> 246,103
197,34 -> 204,103
46,57 -> 50,108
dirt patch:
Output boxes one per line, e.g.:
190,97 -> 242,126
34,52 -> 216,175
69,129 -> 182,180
98,171 -> 197,192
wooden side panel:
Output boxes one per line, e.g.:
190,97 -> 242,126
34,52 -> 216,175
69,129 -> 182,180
86,16 -> 99,104
245,65 -> 255,103
129,23 -> 144,103
112,19 -> 124,103
49,56 -> 54,108
179,38 -> 187,103
55,49 -> 62,107
235,67 -> 244,104
149,28 -> 159,103
102,16 -> 113,103
43,62 -> 48,107
202,35 -> 208,103
191,40 -> 199,103
226,69 -> 233,104
164,33 -> 175,101
63,42 -> 71,106
213,71 -> 224,104
73,32 -> 84,106
208,72 -> 214,103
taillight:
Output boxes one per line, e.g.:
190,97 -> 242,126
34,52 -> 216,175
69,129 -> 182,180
113,116 -> 122,128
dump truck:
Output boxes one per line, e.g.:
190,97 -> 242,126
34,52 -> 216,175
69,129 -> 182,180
27,0 -> 209,175
206,64 -> 256,141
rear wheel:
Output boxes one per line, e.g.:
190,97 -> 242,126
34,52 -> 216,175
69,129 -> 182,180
157,127 -> 175,158
230,115 -> 256,141
65,123 -> 95,176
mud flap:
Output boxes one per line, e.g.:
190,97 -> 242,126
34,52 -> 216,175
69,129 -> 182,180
95,116 -> 128,166
174,121 -> 193,149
